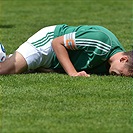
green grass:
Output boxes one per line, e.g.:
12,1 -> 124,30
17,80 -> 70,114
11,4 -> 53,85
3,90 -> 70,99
1,74 -> 133,133
0,0 -> 133,133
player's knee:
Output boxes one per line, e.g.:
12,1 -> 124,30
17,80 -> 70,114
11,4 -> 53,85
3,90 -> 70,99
0,63 -> 2,74
0,58 -> 17,75
0,62 -> 10,75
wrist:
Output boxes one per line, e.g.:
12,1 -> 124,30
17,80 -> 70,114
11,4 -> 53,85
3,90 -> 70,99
68,71 -> 78,77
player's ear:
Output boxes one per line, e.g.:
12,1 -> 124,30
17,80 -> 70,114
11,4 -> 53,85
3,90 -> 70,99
120,55 -> 128,63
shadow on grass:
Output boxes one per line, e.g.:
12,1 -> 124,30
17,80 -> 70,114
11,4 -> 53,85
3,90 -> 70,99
0,24 -> 15,28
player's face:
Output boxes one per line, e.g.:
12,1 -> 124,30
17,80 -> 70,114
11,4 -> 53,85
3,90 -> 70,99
109,61 -> 130,76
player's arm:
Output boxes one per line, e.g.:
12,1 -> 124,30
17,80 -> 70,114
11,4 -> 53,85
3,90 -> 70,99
52,36 -> 89,77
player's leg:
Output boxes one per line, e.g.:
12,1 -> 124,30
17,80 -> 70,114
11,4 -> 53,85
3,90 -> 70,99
0,25 -> 57,75
0,51 -> 28,74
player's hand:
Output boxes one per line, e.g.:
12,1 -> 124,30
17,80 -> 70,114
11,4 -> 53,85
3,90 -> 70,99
70,71 -> 90,77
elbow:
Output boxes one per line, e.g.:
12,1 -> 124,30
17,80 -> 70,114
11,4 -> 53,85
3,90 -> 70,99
52,36 -> 64,50
52,38 -> 56,49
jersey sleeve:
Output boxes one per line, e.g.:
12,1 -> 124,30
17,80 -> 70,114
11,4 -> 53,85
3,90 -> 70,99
63,30 -> 112,55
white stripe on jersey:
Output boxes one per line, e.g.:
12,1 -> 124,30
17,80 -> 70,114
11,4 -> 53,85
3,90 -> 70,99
75,38 -> 111,54
76,39 -> 111,49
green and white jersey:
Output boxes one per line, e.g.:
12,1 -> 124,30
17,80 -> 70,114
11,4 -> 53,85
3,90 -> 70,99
51,24 -> 125,75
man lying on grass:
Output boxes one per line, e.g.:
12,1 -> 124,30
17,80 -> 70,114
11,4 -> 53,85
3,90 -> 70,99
0,24 -> 133,77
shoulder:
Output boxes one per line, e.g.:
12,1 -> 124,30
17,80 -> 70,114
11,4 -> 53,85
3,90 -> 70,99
75,29 -> 112,46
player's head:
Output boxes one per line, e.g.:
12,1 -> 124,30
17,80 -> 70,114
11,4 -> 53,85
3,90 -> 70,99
123,51 -> 133,76
109,51 -> 133,77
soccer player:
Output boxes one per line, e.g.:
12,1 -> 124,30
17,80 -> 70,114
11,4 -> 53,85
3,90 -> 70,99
0,24 -> 133,77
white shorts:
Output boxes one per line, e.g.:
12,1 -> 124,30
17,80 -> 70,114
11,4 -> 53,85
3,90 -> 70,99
16,25 -> 56,70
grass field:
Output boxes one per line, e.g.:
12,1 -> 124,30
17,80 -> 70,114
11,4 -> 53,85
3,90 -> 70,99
0,0 -> 133,133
